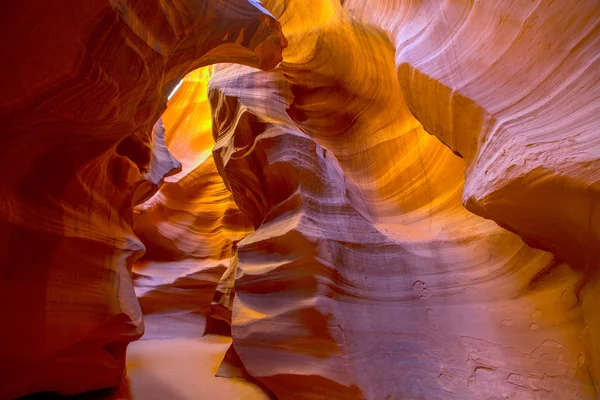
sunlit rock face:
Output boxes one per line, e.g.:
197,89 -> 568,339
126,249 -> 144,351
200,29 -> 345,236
134,68 -> 252,263
210,62 -> 595,398
343,0 -> 600,271
204,0 -> 599,398
340,0 -> 600,389
132,68 -> 253,339
0,1 -> 284,398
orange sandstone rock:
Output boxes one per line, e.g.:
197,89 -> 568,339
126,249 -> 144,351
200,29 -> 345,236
205,0 -> 599,396
131,68 -> 253,340
1,0 -> 598,399
343,0 -> 600,388
0,1 -> 284,397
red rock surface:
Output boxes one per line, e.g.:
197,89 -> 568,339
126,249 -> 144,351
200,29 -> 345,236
341,0 -> 600,391
0,1 -> 284,398
1,0 -> 599,399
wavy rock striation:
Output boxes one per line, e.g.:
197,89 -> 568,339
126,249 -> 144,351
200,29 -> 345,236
0,1 -> 284,398
1,0 -> 598,399
134,68 -> 252,263
132,68 -> 253,339
341,0 -> 600,388
206,0 -> 600,397
343,0 -> 600,270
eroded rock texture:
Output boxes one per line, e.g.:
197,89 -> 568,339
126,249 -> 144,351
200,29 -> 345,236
341,0 -> 600,390
210,64 -> 595,399
204,0 -> 600,398
132,68 -> 253,339
344,0 -> 600,272
1,0 -> 598,399
0,2 -> 284,398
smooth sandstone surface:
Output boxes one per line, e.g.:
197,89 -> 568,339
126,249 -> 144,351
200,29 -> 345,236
341,0 -> 600,390
104,335 -> 271,400
344,0 -> 600,271
1,0 -> 598,399
0,1 -> 284,398
209,60 -> 596,399
131,67 -> 253,341
206,0 -> 599,398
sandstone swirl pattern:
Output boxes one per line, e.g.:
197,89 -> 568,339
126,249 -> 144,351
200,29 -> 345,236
0,2 -> 284,398
210,60 -> 595,398
341,0 -> 600,389
132,68 -> 253,339
0,0 -> 598,399
206,0 -> 599,398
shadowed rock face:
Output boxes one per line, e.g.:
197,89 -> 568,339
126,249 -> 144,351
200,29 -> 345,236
0,1 -> 284,398
1,0 -> 599,399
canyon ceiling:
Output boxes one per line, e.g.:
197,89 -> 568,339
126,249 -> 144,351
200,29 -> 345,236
0,0 -> 599,399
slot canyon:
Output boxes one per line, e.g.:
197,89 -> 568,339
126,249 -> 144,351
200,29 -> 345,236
1,0 -> 599,399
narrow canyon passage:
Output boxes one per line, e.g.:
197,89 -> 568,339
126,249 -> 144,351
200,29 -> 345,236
1,1 -> 599,400
122,68 -> 271,399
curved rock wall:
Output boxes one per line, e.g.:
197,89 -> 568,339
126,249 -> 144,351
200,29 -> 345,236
132,68 -> 253,339
341,0 -> 600,388
206,0 -> 600,398
1,0 -> 598,399
134,68 -> 252,263
210,61 -> 596,399
0,1 -> 284,398
343,0 -> 600,271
